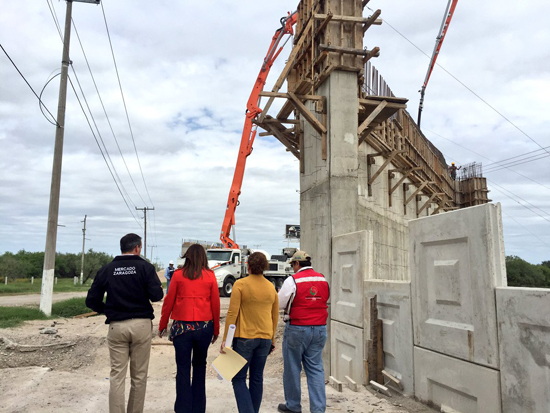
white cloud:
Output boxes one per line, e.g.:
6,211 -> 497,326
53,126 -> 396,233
0,0 -> 548,268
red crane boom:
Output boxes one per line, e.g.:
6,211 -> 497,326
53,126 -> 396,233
220,11 -> 298,249
417,0 -> 459,128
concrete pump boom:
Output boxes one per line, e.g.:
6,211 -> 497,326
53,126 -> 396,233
417,0 -> 458,128
220,11 -> 298,249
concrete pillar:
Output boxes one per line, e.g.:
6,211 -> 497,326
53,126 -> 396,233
31,277 -> 34,284
300,70 -> 359,377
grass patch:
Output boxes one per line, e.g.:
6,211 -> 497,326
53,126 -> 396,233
0,297 -> 93,329
0,278 -> 91,295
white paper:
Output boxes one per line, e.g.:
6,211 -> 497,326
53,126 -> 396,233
225,324 -> 236,348
217,324 -> 236,380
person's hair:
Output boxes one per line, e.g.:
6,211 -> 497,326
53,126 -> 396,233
295,257 -> 312,268
182,244 -> 210,280
120,233 -> 141,254
248,252 -> 268,275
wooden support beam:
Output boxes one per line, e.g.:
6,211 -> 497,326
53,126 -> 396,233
368,150 -> 405,185
366,152 -> 383,197
258,17 -> 314,122
259,91 -> 323,101
367,295 -> 378,383
362,47 -> 380,64
389,167 -> 422,195
314,13 -> 332,37
315,14 -> 377,24
417,192 -> 444,217
288,92 -> 327,136
404,181 -> 433,206
319,43 -> 371,56
363,9 -> 382,34
362,0 -> 371,9
431,195 -> 448,215
260,119 -> 299,159
358,100 -> 388,146
376,319 -> 384,384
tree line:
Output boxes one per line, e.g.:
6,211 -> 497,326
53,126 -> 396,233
0,249 -> 114,284
0,250 -> 548,288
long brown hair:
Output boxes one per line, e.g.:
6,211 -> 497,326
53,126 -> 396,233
182,244 -> 210,280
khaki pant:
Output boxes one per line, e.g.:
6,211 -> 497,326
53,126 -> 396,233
107,318 -> 152,413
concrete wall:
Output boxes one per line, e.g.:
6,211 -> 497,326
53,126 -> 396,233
497,287 -> 550,413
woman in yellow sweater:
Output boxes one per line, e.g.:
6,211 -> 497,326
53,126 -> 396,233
221,252 -> 279,413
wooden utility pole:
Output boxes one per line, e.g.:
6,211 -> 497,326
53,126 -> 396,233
79,215 -> 87,285
136,207 -> 154,259
40,0 -> 100,316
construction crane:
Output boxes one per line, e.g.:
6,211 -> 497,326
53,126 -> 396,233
417,0 -> 459,128
220,11 -> 298,249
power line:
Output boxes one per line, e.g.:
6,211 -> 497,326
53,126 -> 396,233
378,13 -> 550,158
0,44 -> 60,127
100,2 -> 155,208
424,129 -> 550,194
71,19 -> 149,206
68,74 -> 142,228
502,210 -> 550,249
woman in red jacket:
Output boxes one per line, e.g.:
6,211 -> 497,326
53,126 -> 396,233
159,244 -> 220,413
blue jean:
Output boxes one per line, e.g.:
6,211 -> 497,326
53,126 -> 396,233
231,337 -> 272,413
166,278 -> 171,295
172,323 -> 214,413
282,324 -> 327,413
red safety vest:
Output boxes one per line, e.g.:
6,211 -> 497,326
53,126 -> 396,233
288,268 -> 329,326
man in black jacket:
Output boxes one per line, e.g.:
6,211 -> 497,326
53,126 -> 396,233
86,233 -> 163,413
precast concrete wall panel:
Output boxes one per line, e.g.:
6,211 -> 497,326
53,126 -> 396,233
414,347 -> 502,413
332,230 -> 372,327
330,320 -> 364,385
496,287 -> 550,413
365,280 -> 414,395
409,203 -> 506,368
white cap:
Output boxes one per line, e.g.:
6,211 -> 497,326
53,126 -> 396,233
169,260 -> 174,265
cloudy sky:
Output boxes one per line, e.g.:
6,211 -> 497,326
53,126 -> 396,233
1,0 -> 548,269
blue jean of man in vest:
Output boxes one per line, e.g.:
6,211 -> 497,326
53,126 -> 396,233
282,324 -> 328,412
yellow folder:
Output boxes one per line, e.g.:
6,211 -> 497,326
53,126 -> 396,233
211,347 -> 247,382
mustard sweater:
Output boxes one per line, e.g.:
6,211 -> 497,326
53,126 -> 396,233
223,274 -> 279,342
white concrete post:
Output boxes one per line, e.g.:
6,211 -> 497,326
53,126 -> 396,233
4,277 -> 7,285
31,277 -> 34,284
74,276 -> 78,285
55,277 -> 58,285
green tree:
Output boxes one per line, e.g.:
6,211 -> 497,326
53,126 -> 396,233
506,256 -> 547,288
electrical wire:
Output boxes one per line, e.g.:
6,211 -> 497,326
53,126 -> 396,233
502,210 -> 550,249
72,19 -> 149,207
100,2 -> 155,208
0,44 -> 60,127
67,74 -> 142,229
375,10 -> 550,158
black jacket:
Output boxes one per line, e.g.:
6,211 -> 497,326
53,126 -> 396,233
86,254 -> 164,323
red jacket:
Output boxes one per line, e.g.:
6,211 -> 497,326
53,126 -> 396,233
159,268 -> 220,335
289,268 -> 329,326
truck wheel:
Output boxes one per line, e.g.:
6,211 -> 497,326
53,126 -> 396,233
276,278 -> 284,290
268,277 -> 277,289
222,277 -> 234,297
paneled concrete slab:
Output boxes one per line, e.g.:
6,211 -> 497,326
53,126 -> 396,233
414,346 -> 502,413
410,203 -> 506,368
365,280 -> 414,395
332,230 -> 372,328
496,287 -> 550,413
331,320 -> 364,386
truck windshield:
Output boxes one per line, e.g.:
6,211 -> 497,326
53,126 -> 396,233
207,251 -> 233,262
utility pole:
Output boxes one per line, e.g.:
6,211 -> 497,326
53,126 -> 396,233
150,245 -> 157,262
79,215 -> 87,285
135,207 -> 154,260
40,0 -> 101,316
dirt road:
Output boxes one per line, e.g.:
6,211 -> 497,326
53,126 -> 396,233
0,298 -> 434,413
0,292 -> 88,307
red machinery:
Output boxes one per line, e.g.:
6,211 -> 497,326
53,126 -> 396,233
220,11 -> 298,249
417,0 -> 459,128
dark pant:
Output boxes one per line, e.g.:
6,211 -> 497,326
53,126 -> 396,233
231,337 -> 272,413
173,323 -> 214,413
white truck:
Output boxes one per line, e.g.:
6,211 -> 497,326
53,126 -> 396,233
178,242 -> 296,297
207,248 -> 293,297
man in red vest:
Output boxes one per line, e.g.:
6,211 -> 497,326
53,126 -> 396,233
277,251 -> 330,413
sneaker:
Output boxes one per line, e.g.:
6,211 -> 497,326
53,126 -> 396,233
277,403 -> 301,413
